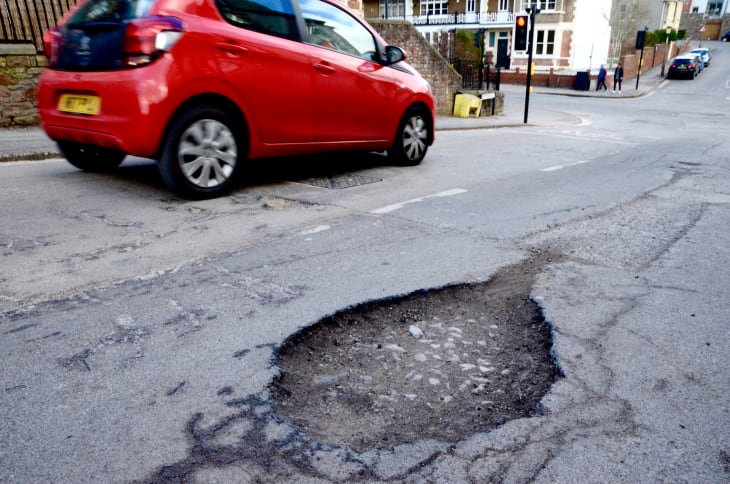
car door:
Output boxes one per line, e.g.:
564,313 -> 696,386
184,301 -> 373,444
297,0 -> 398,143
208,0 -> 314,144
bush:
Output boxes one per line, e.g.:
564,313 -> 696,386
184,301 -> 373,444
655,29 -> 678,43
645,31 -> 660,46
454,29 -> 481,61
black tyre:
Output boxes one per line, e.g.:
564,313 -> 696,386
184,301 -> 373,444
158,105 -> 244,200
388,106 -> 431,166
58,141 -> 126,172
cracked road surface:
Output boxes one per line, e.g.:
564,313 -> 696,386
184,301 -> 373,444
2,74 -> 730,481
3,156 -> 728,482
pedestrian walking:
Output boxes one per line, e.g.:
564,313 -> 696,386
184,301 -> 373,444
613,62 -> 624,93
596,64 -> 608,91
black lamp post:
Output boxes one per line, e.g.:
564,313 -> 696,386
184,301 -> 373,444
523,2 -> 540,124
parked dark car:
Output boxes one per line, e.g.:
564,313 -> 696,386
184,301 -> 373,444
722,31 -> 730,41
667,55 -> 700,79
39,0 -> 436,199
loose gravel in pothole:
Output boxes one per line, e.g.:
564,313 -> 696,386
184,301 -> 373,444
271,255 -> 562,452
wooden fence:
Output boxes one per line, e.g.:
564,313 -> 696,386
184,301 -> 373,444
0,0 -> 75,53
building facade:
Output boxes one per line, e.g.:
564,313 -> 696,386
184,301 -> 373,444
686,0 -> 729,15
684,0 -> 730,39
362,0 -> 612,72
661,0 -> 686,30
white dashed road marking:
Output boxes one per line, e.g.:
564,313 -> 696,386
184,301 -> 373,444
371,188 -> 468,214
540,160 -> 589,172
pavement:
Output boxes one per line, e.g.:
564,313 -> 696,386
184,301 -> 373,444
0,67 -> 666,161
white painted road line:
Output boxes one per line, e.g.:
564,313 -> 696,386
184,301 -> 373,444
371,188 -> 468,214
540,160 -> 589,172
298,225 -> 331,237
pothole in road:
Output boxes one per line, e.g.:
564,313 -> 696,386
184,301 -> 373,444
271,253 -> 563,452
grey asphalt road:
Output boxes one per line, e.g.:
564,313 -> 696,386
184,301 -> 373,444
1,53 -> 728,482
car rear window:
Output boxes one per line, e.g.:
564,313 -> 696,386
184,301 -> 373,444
68,0 -> 155,24
55,0 -> 156,71
673,59 -> 690,65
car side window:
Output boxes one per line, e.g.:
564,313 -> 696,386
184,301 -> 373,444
215,0 -> 298,41
298,0 -> 378,61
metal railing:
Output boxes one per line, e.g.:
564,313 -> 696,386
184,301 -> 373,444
0,0 -> 75,53
370,11 -> 516,27
450,58 -> 501,90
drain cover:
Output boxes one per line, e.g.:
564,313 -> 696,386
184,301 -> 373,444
295,174 -> 382,189
271,257 -> 562,452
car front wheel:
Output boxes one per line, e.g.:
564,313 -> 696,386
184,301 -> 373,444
158,106 -> 244,200
388,106 -> 431,166
58,141 -> 126,172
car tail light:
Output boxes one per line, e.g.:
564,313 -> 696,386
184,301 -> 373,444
42,27 -> 62,67
122,16 -> 184,67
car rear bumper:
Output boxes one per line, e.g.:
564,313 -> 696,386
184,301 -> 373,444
38,61 -> 175,158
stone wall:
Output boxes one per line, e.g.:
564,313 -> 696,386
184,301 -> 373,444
369,20 -> 463,115
0,44 -> 45,127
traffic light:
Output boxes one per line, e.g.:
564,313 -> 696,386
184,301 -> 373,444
514,15 -> 528,51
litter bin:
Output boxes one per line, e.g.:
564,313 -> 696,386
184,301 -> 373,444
574,70 -> 590,91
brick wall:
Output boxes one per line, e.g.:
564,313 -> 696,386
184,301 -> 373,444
369,20 -> 463,115
0,44 -> 45,127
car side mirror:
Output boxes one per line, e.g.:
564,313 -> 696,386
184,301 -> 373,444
382,45 -> 406,65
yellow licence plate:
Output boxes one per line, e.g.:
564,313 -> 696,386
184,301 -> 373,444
58,94 -> 101,115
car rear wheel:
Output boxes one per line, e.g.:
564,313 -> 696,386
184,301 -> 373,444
158,106 -> 244,199
58,141 -> 126,172
388,106 -> 430,166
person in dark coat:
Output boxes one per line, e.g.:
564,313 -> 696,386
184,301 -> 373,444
613,62 -> 624,93
596,64 -> 608,91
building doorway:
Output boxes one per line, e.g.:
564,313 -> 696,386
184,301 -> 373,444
496,38 -> 510,69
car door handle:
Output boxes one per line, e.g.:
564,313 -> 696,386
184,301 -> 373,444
314,61 -> 336,75
215,42 -> 248,55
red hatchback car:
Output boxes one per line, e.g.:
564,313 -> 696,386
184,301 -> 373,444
38,0 -> 435,199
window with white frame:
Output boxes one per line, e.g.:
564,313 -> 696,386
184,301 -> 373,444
535,29 -> 555,55
379,0 -> 405,17
707,2 -> 722,14
420,0 -> 448,15
466,0 -> 476,12
499,0 -> 509,11
520,0 -> 556,10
